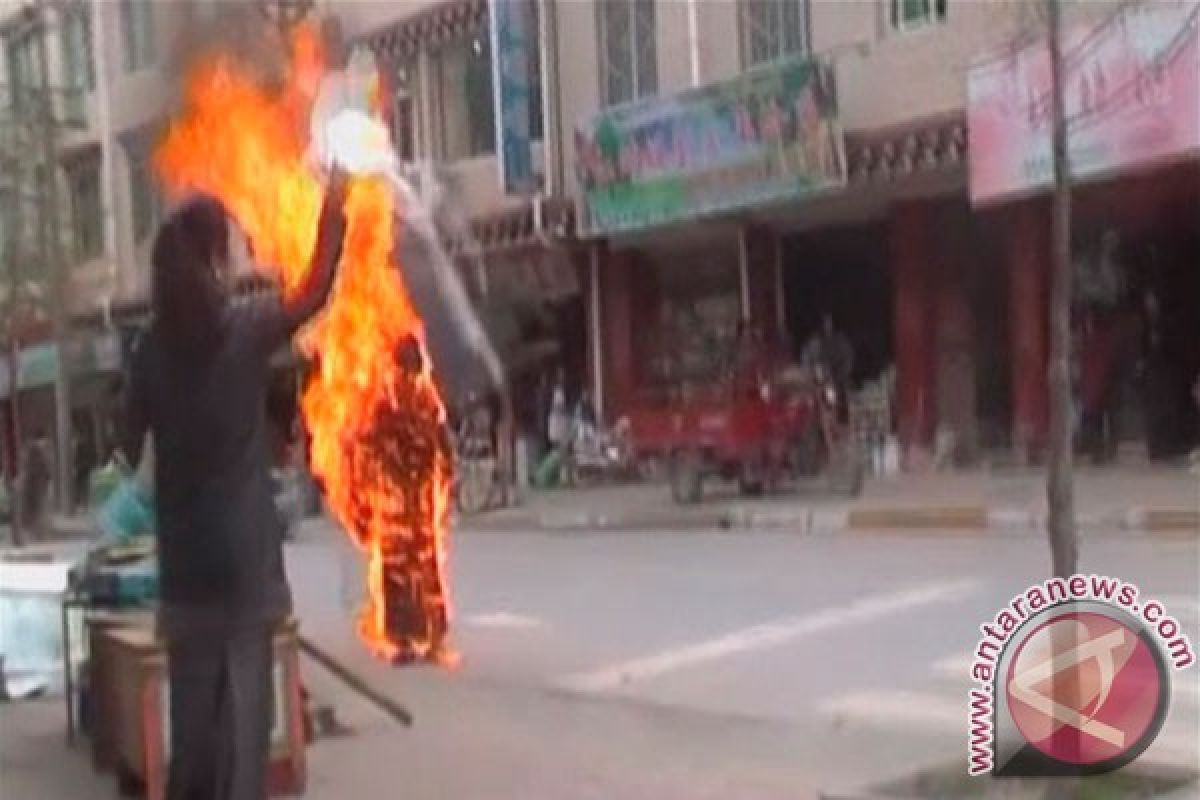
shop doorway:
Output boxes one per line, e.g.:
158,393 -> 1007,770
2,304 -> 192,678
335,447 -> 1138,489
781,223 -> 893,387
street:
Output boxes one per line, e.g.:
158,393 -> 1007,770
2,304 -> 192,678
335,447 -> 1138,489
291,524 -> 1200,797
2,523 -> 1197,799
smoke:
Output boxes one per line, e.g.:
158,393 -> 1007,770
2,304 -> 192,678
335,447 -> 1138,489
163,5 -> 291,96
389,166 -> 506,408
159,8 -> 504,411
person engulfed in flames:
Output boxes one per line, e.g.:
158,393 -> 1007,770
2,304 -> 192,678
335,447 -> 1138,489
154,20 -> 458,666
342,334 -> 454,663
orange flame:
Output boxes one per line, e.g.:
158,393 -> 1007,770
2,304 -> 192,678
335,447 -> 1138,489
154,26 -> 454,664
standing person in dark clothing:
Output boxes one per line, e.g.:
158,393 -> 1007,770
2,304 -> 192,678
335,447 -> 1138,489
120,172 -> 346,800
803,314 -> 854,424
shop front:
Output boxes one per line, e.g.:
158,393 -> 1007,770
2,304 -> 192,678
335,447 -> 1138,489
577,55 -> 987,471
576,55 -> 844,425
968,0 -> 1200,462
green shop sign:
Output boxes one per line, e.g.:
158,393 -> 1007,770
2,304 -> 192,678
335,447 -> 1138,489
575,57 -> 847,236
0,333 -> 120,397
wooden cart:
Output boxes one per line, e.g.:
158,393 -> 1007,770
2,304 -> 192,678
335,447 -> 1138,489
88,618 -> 307,799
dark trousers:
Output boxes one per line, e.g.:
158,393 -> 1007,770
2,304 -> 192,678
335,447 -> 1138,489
166,626 -> 274,800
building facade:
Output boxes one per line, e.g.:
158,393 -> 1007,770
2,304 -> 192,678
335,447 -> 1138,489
4,0 -> 1195,482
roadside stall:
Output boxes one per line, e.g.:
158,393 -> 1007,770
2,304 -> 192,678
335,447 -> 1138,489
0,464 -> 310,799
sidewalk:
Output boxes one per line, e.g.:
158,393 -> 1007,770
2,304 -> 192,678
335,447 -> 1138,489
459,465 -> 1199,536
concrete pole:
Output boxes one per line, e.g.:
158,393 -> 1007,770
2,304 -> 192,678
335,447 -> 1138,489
36,14 -> 74,513
91,0 -> 122,303
536,0 -> 563,196
737,225 -> 751,322
4,149 -> 26,544
686,0 -> 701,86
773,233 -> 786,336
589,243 -> 604,419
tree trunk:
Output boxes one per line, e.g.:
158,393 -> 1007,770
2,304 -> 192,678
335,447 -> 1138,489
1045,1 -> 1082,791
1046,0 -> 1077,580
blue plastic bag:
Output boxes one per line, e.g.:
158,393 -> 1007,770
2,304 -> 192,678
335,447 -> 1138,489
94,478 -> 155,543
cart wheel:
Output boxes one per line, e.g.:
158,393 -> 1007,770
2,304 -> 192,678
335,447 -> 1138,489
670,450 -> 704,505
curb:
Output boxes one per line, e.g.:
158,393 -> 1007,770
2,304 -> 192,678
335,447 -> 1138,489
457,505 -> 1198,537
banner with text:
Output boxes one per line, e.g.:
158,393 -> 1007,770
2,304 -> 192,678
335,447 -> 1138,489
575,57 -> 846,236
490,0 -> 536,195
968,0 -> 1200,204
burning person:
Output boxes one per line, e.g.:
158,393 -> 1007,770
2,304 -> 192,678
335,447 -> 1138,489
121,172 -> 347,800
347,333 -> 454,663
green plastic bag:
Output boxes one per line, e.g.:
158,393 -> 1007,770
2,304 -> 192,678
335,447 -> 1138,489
534,449 -> 563,489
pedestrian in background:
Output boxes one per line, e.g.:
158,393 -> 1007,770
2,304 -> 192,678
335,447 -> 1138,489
121,172 -> 346,800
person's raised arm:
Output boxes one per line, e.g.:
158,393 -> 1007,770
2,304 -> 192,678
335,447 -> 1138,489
251,169 -> 349,353
281,168 -> 349,333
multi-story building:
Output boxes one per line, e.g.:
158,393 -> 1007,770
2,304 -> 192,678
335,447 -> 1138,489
4,0 -> 1196,481
350,0 -> 1199,465
0,0 -> 311,488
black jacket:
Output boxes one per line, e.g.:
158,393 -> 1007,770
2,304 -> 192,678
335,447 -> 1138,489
123,256 -> 338,635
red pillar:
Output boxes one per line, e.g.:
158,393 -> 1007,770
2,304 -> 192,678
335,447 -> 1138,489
600,247 -> 636,419
934,246 -> 977,461
890,203 -> 937,462
1008,200 -> 1050,460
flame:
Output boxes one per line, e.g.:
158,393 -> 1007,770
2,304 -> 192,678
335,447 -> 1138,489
154,26 -> 455,664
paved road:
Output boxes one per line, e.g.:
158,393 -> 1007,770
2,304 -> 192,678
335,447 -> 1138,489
3,524 -> 1197,798
284,523 -> 1200,798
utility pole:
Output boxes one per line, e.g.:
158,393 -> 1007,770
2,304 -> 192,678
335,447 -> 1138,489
1045,0 -> 1076,578
34,10 -> 74,514
3,135 -> 26,545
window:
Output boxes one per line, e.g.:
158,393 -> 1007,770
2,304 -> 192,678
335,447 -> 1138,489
435,32 -> 496,160
120,0 -> 156,72
740,1 -> 808,68
66,156 -> 103,262
891,0 -> 947,31
388,60 -> 417,163
598,0 -> 656,106
61,4 -> 95,123
6,28 -> 43,112
128,151 -> 159,242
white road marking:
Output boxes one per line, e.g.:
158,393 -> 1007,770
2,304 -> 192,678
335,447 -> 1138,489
820,690 -> 965,731
462,611 -> 546,629
932,652 -> 975,681
557,579 -> 977,693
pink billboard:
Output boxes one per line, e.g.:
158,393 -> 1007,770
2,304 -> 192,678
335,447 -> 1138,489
968,0 -> 1200,204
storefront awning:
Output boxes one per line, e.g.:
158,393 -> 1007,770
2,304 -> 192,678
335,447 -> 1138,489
444,197 -> 577,255
843,114 -> 967,186
359,0 -> 486,59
